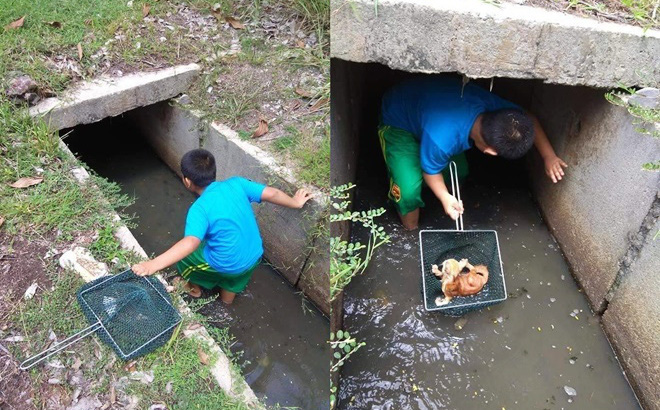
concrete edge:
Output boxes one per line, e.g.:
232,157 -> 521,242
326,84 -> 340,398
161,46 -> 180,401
29,63 -> 201,131
330,0 -> 660,88
56,139 -> 262,407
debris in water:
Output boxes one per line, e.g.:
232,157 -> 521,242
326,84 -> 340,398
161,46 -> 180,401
454,317 -> 468,330
550,298 -> 556,303
569,356 -> 577,364
564,385 -> 577,397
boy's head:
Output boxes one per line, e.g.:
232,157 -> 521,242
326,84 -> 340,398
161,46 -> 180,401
180,149 -> 216,189
479,109 -> 535,159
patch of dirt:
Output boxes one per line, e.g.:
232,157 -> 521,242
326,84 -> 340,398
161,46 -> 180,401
506,0 -> 655,28
0,233 -> 53,410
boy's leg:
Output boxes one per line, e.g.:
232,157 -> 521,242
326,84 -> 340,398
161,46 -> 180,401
378,124 -> 424,229
220,289 -> 236,304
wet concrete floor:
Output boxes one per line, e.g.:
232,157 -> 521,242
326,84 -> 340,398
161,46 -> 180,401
338,151 -> 640,409
64,116 -> 329,409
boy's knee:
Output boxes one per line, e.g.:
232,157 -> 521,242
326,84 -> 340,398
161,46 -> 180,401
390,180 -> 422,215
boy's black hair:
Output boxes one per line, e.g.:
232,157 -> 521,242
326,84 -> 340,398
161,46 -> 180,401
180,149 -> 216,187
481,109 -> 535,159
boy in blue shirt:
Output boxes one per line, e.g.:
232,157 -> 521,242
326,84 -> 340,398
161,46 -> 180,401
379,76 -> 567,230
132,149 -> 312,304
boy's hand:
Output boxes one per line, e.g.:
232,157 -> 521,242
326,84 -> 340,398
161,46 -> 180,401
132,260 -> 157,276
544,155 -> 568,183
292,188 -> 313,208
440,193 -> 464,221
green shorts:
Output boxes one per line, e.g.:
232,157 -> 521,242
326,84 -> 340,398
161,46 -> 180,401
176,243 -> 260,293
377,123 -> 469,216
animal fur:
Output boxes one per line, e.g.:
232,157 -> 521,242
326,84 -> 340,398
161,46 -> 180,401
432,259 -> 489,306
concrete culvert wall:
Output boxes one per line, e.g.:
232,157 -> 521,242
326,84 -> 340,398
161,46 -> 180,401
331,57 -> 659,409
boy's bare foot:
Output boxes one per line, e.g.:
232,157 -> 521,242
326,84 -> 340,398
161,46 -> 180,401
172,277 -> 202,298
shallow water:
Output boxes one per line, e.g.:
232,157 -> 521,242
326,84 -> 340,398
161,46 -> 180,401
65,116 -> 329,409
338,153 -> 640,409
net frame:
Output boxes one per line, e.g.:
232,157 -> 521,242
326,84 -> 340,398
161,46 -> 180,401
419,229 -> 507,315
77,270 -> 182,360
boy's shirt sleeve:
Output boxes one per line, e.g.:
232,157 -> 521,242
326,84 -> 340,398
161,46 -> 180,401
420,136 -> 450,175
236,177 -> 266,203
184,203 -> 208,240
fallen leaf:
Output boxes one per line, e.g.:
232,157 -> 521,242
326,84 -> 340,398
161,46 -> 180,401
124,360 -> 136,372
5,16 -> 25,30
294,87 -> 312,98
9,177 -> 43,188
296,39 -> 305,48
0,216 -> 4,228
225,16 -> 244,29
290,100 -> 302,111
44,21 -> 62,29
77,43 -> 83,60
197,347 -> 210,365
309,98 -> 329,112
187,323 -> 202,331
252,119 -> 268,138
23,283 -> 38,300
142,3 -> 151,18
110,385 -> 116,404
71,357 -> 82,370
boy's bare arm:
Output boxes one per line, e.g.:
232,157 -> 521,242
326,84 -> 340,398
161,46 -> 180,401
528,113 -> 568,183
132,236 -> 201,276
423,172 -> 464,220
261,187 -> 313,209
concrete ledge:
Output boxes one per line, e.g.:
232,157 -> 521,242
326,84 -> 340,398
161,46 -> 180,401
331,0 -> 660,88
602,212 -> 660,410
127,102 -> 330,315
29,64 -> 200,131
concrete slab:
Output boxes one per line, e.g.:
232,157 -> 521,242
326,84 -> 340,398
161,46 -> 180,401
602,213 -> 660,410
298,222 -> 331,316
29,64 -> 200,130
528,83 -> 660,311
331,0 -> 660,88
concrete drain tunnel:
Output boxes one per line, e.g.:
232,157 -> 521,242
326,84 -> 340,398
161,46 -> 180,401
331,58 -> 657,409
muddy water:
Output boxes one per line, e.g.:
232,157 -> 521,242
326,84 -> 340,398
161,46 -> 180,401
338,153 -> 640,409
64,117 -> 328,409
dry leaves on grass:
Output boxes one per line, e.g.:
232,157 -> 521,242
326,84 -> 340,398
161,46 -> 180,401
294,87 -> 313,98
77,43 -> 83,60
124,360 -> 137,372
186,323 -> 202,331
197,347 -> 210,365
252,119 -> 268,138
225,16 -> 245,30
5,16 -> 25,30
310,98 -> 329,112
9,177 -> 43,188
142,3 -> 151,18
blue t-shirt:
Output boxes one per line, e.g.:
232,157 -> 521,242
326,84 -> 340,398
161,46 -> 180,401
381,77 -> 520,174
184,177 -> 266,274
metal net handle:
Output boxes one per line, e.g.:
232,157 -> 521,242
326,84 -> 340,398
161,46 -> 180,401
449,161 -> 464,231
19,322 -> 101,370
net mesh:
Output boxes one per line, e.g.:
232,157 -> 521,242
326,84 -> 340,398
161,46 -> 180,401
76,270 -> 181,360
420,230 -> 506,316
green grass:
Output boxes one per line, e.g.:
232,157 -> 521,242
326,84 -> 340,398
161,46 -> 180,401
565,0 -> 659,30
294,124 -> 330,187
289,0 -> 330,49
0,0 -> 163,92
0,102 -> 133,240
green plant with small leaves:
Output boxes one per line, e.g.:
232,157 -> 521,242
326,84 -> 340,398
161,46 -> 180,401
329,329 -> 365,408
330,183 -> 390,300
